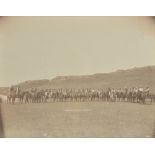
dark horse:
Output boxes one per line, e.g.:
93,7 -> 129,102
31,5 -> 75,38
7,88 -> 24,104
7,91 -> 16,104
137,91 -> 147,104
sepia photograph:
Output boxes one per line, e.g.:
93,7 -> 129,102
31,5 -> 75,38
0,16 -> 155,138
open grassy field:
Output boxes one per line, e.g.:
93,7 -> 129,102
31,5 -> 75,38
1,101 -> 155,138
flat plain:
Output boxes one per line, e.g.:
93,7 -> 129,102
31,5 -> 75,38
1,101 -> 155,138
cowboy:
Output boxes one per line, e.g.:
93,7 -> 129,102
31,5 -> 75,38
16,86 -> 21,95
139,87 -> 144,92
144,87 -> 150,93
133,87 -> 138,94
9,85 -> 14,92
144,87 -> 150,96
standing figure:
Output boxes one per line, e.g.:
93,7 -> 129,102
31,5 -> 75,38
7,85 -> 16,104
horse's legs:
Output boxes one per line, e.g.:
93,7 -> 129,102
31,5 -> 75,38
7,97 -> 10,104
12,97 -> 15,104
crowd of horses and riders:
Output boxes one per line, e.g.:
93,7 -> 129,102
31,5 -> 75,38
1,85 -> 155,105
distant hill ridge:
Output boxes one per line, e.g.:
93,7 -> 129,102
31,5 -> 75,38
17,65 -> 155,92
1,65 -> 155,94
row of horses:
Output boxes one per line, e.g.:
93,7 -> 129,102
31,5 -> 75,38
6,88 -> 155,104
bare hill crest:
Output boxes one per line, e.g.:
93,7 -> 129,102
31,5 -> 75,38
15,65 -> 155,92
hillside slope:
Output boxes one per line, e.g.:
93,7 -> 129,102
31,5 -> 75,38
14,65 -> 155,92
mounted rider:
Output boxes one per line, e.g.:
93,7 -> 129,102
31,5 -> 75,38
9,85 -> 15,96
144,87 -> 150,97
138,87 -> 144,92
16,86 -> 21,96
9,85 -> 14,92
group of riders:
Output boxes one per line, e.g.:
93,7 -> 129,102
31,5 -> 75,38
6,85 -> 155,104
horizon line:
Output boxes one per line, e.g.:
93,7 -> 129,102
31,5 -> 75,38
0,65 -> 155,88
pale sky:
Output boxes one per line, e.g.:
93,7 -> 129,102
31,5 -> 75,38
0,17 -> 155,86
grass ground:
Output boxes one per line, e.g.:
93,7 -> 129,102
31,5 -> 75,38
1,101 -> 155,138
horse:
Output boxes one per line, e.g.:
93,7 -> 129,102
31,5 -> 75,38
7,90 -> 16,104
109,90 -> 117,102
149,93 -> 155,103
137,91 -> 147,104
